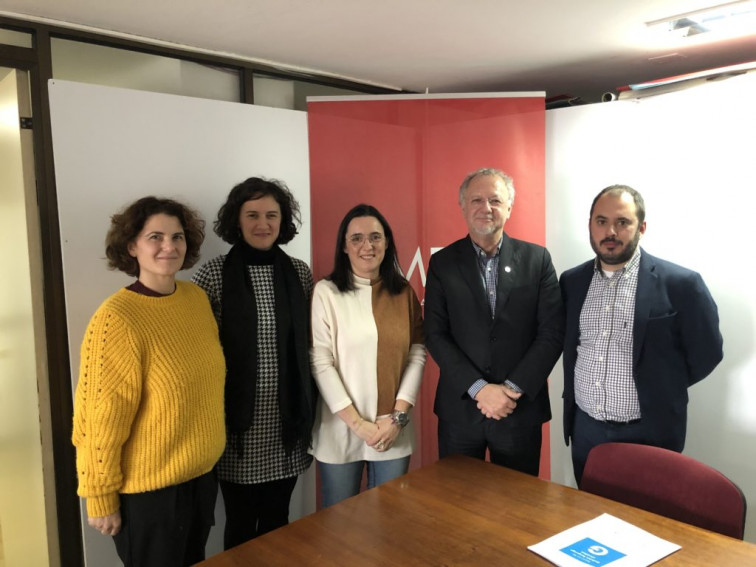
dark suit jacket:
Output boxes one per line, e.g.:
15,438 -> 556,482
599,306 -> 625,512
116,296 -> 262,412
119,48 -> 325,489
560,248 -> 723,450
424,234 -> 565,428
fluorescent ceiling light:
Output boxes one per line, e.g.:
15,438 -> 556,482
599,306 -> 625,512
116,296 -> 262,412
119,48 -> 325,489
647,0 -> 756,39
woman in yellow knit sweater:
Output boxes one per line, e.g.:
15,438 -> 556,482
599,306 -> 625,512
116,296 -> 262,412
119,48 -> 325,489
72,197 -> 226,567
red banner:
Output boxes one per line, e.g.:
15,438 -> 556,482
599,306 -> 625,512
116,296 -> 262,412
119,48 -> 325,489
307,94 -> 547,475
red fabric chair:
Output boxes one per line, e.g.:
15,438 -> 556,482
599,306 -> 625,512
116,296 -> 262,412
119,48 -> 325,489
581,442 -> 747,539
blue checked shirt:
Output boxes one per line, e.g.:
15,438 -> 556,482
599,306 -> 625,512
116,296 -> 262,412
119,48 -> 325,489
575,249 -> 642,421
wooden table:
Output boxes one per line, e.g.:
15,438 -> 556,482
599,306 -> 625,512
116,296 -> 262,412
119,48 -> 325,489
199,455 -> 756,566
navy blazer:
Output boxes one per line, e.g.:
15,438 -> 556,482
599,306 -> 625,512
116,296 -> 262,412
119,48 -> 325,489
424,234 -> 565,427
560,248 -> 723,450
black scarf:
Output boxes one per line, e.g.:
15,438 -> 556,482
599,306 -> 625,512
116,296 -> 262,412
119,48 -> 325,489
220,242 -> 315,454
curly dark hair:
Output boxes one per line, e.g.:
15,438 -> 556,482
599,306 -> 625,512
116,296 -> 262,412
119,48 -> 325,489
105,196 -> 205,277
214,177 -> 302,245
328,204 -> 407,295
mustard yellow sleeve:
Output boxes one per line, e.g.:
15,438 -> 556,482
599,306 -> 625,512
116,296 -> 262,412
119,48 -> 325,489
72,306 -> 143,518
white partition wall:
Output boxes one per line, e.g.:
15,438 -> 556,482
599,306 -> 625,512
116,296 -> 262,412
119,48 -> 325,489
546,72 -> 756,542
48,80 -> 313,566
46,71 -> 756,566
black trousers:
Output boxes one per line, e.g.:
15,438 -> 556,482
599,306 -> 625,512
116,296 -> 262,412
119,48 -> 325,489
438,418 -> 543,476
219,476 -> 298,550
113,471 -> 217,567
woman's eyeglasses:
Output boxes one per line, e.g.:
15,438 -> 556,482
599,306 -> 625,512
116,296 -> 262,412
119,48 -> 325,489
347,233 -> 385,246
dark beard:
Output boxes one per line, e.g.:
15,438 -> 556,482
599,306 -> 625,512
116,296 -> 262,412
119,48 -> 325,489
591,229 -> 641,266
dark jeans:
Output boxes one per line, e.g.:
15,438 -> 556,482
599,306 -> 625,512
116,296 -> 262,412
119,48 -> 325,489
219,476 -> 298,550
571,406 -> 676,486
438,418 -> 542,476
113,471 -> 217,567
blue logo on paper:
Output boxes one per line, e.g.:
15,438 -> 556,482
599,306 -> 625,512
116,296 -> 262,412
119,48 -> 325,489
559,538 -> 626,565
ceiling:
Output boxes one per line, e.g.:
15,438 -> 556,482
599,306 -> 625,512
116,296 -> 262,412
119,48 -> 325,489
2,0 -> 756,101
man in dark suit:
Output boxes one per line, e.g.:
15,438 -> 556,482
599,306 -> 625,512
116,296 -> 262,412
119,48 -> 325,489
561,184 -> 723,485
424,168 -> 564,476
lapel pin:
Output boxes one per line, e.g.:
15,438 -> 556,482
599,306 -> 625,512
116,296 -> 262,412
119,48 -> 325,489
504,266 -> 511,273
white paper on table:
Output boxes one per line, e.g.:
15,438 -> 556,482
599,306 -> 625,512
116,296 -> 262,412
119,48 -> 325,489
528,513 -> 681,567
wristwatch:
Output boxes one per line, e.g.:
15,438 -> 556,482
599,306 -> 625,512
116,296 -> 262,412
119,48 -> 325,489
390,410 -> 410,428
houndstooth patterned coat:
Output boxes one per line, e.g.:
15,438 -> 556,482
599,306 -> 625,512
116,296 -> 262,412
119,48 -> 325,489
192,253 -> 314,484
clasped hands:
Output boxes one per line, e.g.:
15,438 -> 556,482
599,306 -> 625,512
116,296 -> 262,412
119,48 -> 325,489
354,417 -> 400,452
475,384 -> 521,420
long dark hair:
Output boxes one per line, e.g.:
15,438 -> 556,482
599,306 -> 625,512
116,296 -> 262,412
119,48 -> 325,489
327,204 -> 407,295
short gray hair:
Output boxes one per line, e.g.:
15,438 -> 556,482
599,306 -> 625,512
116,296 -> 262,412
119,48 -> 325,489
458,168 -> 516,206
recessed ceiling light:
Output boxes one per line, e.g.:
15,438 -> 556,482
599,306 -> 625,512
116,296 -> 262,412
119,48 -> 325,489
647,0 -> 756,39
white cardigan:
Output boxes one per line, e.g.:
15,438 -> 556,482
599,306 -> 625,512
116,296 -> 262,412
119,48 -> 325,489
309,277 -> 426,463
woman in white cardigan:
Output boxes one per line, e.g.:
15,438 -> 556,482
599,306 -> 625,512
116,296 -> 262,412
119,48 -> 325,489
310,204 -> 426,507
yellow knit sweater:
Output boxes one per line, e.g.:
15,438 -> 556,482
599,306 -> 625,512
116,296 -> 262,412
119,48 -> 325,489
72,281 -> 226,518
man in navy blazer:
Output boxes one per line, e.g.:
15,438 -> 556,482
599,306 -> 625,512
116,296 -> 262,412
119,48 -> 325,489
425,168 -> 564,476
561,184 -> 723,484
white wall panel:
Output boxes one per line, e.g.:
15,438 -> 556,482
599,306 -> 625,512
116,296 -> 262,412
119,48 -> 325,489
49,79 -> 313,566
546,72 -> 756,542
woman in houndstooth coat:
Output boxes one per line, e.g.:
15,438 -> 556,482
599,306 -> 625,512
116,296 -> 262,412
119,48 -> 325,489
192,177 -> 316,550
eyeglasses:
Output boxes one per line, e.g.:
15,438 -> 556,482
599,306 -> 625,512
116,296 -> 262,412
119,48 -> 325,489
347,233 -> 385,246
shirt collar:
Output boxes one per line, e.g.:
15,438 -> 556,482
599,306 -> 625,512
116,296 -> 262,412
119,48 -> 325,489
471,236 -> 503,259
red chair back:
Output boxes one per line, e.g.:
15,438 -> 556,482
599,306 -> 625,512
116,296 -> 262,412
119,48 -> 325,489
581,442 -> 746,539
